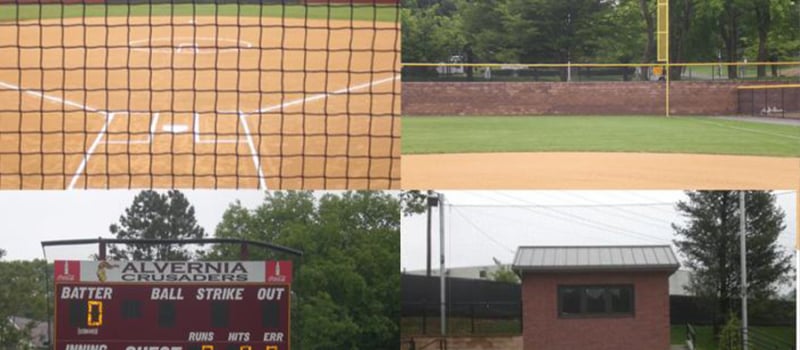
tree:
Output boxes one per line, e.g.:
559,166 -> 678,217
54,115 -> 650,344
0,256 -> 49,349
718,313 -> 742,350
511,0 -> 614,64
400,190 -> 429,216
401,0 -> 799,75
461,0 -> 518,63
639,0 -> 657,64
751,0 -> 772,78
672,191 -> 792,336
401,0 -> 466,65
767,0 -> 800,63
490,265 -> 520,284
108,190 -> 206,261
208,191 -> 400,350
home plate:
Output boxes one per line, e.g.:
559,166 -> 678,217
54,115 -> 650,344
163,124 -> 189,133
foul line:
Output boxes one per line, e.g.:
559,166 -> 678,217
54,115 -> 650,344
234,74 -> 400,189
0,80 -> 109,190
1,74 -> 400,189
256,74 -> 400,113
69,112 -> 116,189
238,112 -> 267,190
0,81 -> 103,113
692,118 -> 800,141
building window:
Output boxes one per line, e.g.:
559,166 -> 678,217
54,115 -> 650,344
557,285 -> 634,317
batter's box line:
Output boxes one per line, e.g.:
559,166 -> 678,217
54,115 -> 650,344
194,113 -> 248,145
101,112 -> 249,145
104,112 -> 160,145
238,111 -> 267,190
229,75 -> 400,190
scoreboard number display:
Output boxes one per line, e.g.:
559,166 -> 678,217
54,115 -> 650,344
54,260 -> 292,350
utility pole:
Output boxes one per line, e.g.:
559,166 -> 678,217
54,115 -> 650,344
740,191 -> 748,350
426,190 -> 437,277
439,192 -> 446,337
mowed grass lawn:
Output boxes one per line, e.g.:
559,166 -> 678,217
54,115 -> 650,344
403,116 -> 800,157
0,4 -> 398,22
670,325 -> 795,350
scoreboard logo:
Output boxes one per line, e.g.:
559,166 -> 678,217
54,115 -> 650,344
266,261 -> 291,283
97,261 -> 120,282
55,261 -> 80,282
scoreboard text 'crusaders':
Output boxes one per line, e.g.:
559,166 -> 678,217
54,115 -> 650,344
54,260 -> 292,350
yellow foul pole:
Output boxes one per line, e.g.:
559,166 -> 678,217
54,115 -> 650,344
657,0 -> 670,116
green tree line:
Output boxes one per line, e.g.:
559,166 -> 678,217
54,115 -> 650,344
0,191 -> 404,350
403,0 -> 800,78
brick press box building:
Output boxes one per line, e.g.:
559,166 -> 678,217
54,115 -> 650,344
512,245 -> 680,350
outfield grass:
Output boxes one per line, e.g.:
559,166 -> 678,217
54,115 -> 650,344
0,4 -> 398,22
670,325 -> 795,350
402,116 -> 800,157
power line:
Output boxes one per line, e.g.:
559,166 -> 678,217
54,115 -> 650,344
494,192 -> 671,244
451,205 -> 623,245
559,192 -> 676,227
451,207 -> 516,254
450,202 -> 676,208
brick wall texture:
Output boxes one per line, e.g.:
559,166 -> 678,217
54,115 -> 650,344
521,271 -> 672,350
402,81 -> 795,116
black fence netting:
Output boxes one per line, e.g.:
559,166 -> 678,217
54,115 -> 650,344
401,274 -> 795,336
0,0 -> 400,189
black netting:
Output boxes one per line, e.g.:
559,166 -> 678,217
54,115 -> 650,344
0,0 -> 400,189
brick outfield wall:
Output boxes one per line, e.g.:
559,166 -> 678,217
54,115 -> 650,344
521,271 -> 672,350
403,81 -> 792,116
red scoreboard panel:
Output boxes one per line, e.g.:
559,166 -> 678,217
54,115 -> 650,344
54,260 -> 291,350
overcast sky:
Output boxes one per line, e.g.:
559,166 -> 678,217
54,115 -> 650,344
0,190 -> 268,261
401,190 -> 797,272
1,190 -> 795,268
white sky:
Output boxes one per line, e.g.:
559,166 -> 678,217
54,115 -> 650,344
401,190 -> 797,272
0,190 -> 267,261
0,190 -> 795,268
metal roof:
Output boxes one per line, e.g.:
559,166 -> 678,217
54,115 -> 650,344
512,245 -> 680,273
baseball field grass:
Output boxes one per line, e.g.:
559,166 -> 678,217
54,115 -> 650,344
403,116 -> 800,157
0,3 -> 398,22
670,325 -> 795,350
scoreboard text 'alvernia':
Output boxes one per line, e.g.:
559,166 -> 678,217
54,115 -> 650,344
54,260 -> 292,350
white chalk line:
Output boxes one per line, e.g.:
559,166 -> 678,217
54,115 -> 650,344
691,118 -> 800,141
239,111 -> 267,190
194,112 -> 247,144
105,112 -> 159,144
0,74 -> 400,189
129,37 -> 254,55
0,80 -> 110,190
69,112 -> 114,190
233,74 -> 400,189
0,81 -> 102,113
257,74 -> 400,114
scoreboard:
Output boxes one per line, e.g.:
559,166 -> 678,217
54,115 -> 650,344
54,260 -> 291,350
